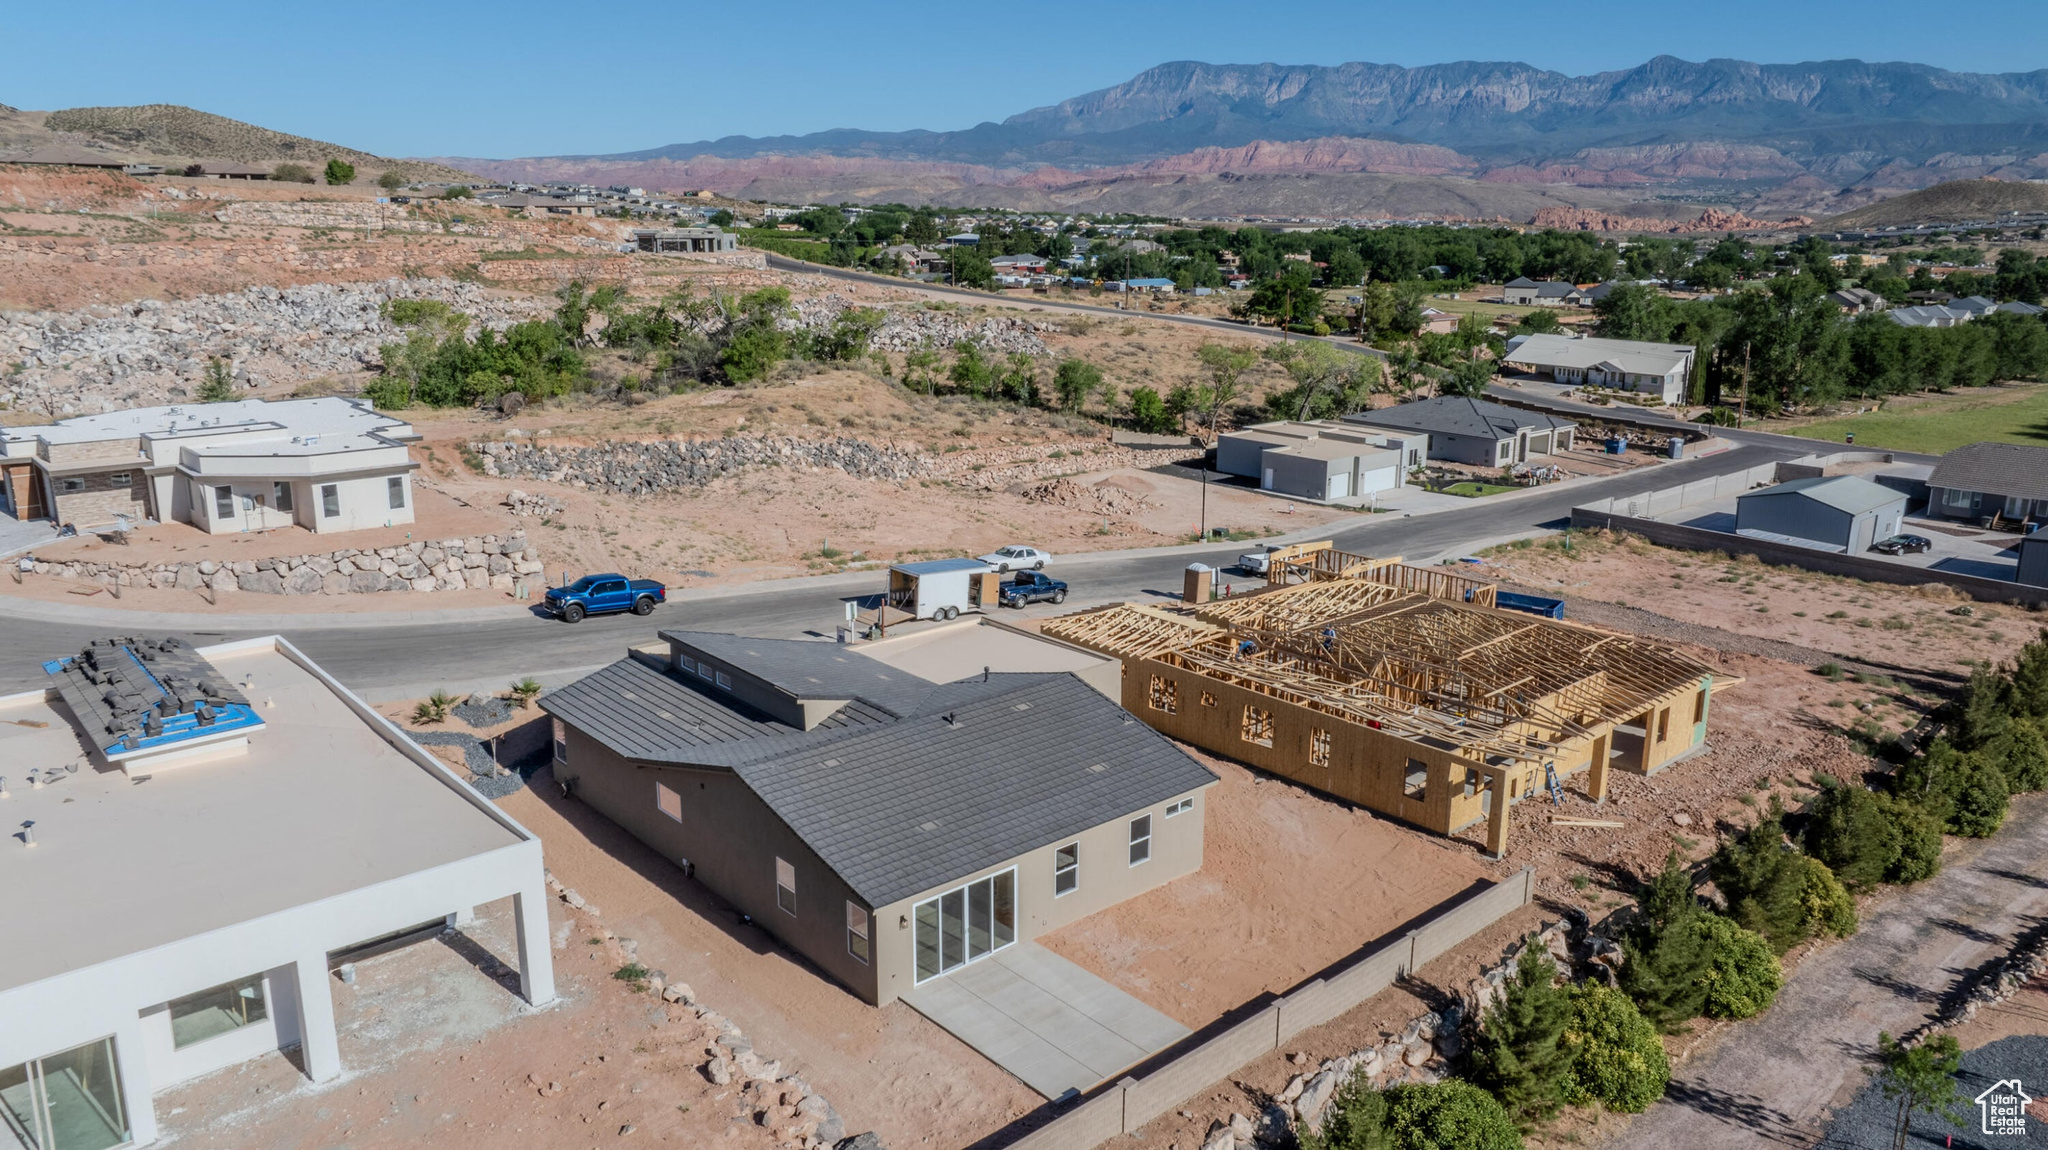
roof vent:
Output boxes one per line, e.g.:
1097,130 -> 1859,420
1013,702 -> 1031,712
918,820 -> 940,832
1087,762 -> 1108,774
944,712 -> 961,729
821,758 -> 841,768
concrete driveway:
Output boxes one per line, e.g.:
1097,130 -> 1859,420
899,942 -> 1189,1100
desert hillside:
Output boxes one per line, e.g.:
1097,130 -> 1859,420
1825,177 -> 2048,228
0,103 -> 477,181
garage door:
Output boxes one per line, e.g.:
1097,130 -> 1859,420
1357,466 -> 1397,494
1328,472 -> 1350,500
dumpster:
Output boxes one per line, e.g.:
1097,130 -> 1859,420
1495,591 -> 1567,619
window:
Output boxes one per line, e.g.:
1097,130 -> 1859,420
697,661 -> 713,681
551,718 -> 567,763
214,485 -> 234,518
61,477 -> 84,493
320,484 -> 340,518
775,857 -> 796,915
1942,487 -> 1974,509
656,781 -> 682,822
1693,689 -> 1707,725
1310,728 -> 1331,767
108,472 -> 131,487
272,481 -> 293,512
0,1037 -> 130,1150
1148,675 -> 1178,714
679,654 -> 696,674
169,973 -> 268,1049
1129,815 -> 1152,866
1464,768 -> 1480,798
715,671 -> 732,691
1404,758 -> 1429,801
1240,705 -> 1273,748
387,475 -> 406,509
1656,708 -> 1670,743
1054,843 -> 1079,896
846,902 -> 870,964
1166,797 -> 1194,817
914,870 -> 1016,982
1199,691 -> 1217,708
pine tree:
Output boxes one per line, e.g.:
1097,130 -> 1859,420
1618,851 -> 1711,1029
1803,780 -> 1904,891
197,358 -> 236,403
1951,667 -> 2015,751
1467,938 -> 1572,1125
2010,630 -> 2048,720
2001,720 -> 2048,793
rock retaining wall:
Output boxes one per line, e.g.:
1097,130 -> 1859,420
475,436 -> 930,493
19,531 -> 539,596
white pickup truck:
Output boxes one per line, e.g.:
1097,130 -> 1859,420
1237,546 -> 1281,575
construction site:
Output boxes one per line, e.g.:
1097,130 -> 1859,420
1042,543 -> 1737,857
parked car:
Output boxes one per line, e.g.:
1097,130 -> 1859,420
977,545 -> 1051,572
1001,571 -> 1068,608
1238,546 -> 1280,575
1870,534 -> 1933,555
544,573 -> 667,622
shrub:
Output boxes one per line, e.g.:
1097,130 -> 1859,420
1053,358 -> 1104,414
1558,984 -> 1670,1113
197,358 -> 236,403
1301,1075 -> 1523,1150
2002,720 -> 2048,793
1803,780 -> 1906,891
1694,914 -> 1782,1020
1897,740 -> 2010,837
442,184 -> 473,199
1467,940 -> 1571,1124
1128,385 -> 1176,434
1797,857 -> 1859,941
1618,852 -> 1711,1030
1879,793 -> 1944,883
1712,799 -> 1857,953
271,162 -> 315,184
376,170 -> 406,190
323,159 -> 356,185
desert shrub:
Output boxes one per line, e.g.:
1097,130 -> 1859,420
1802,781 -> 1906,891
323,159 -> 356,185
1128,385 -> 1176,434
1951,666 -> 2016,751
2012,630 -> 2048,719
377,170 -> 405,190
1053,358 -> 1105,413
1694,914 -> 1782,1020
442,184 -> 474,199
2002,721 -> 2048,793
1896,740 -> 2009,837
719,325 -> 786,383
1880,793 -> 1945,883
1558,984 -> 1670,1113
1798,857 -> 1859,940
1466,941 -> 1571,1125
197,357 -> 236,403
1618,851 -> 1711,1030
271,162 -> 315,183
1301,1075 -> 1523,1150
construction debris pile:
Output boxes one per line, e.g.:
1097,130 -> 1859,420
1016,476 -> 1156,517
790,296 -> 1058,355
474,435 -> 932,494
0,278 -> 552,415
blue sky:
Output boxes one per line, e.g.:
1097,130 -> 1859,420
7,0 -> 2047,158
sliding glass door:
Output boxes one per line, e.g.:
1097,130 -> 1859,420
0,1036 -> 130,1150
912,869 -> 1017,983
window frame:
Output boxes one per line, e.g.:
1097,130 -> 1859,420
213,484 -> 234,518
387,475 -> 406,510
61,477 -> 85,493
1165,797 -> 1194,817
271,481 -> 293,512
551,718 -> 567,763
656,780 -> 682,822
1404,758 -> 1429,801
107,471 -> 132,487
1128,814 -> 1152,867
846,902 -> 870,964
1656,707 -> 1670,743
320,483 -> 340,518
775,857 -> 796,916
1054,842 -> 1079,896
168,972 -> 270,1050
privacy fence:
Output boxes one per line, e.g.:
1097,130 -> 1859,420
1001,867 -> 1537,1149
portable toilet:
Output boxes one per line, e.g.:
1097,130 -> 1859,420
1184,563 -> 1214,604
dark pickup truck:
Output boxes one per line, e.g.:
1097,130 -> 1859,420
544,573 -> 667,622
1000,571 -> 1068,609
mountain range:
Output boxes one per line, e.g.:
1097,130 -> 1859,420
441,56 -> 2048,222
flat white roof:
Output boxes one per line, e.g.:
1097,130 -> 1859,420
858,617 -> 1113,682
2,397 -> 414,455
0,640 -> 525,994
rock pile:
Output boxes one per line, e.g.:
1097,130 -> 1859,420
1016,476 -> 1155,517
0,278 -> 553,415
504,489 -> 565,517
1903,920 -> 2048,1045
790,296 -> 1058,356
475,436 -> 931,494
20,532 -> 539,596
542,869 -> 882,1150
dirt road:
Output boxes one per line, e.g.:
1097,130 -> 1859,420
1617,792 -> 2048,1148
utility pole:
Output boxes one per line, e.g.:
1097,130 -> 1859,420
1738,341 -> 1752,428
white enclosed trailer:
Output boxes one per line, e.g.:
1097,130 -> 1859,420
886,558 -> 997,621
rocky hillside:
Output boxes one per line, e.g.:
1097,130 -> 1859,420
1,103 -> 477,181
1824,178 -> 2048,228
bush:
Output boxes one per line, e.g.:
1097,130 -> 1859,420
1467,940 -> 1571,1124
1694,914 -> 1782,1020
1128,385 -> 1175,434
1879,793 -> 1944,883
323,159 -> 356,186
197,358 -> 236,403
1712,799 -> 1857,953
442,184 -> 473,200
1618,852 -> 1711,1031
1896,740 -> 2009,837
271,162 -> 315,184
1803,781 -> 1906,891
376,170 -> 406,190
1558,984 -> 1669,1113
1797,856 -> 1859,941
1302,1075 -> 1523,1150
2002,721 -> 2048,793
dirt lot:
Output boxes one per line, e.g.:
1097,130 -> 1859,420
1040,750 -> 1496,1028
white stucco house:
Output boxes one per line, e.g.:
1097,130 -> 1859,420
0,397 -> 420,533
0,635 -> 554,1150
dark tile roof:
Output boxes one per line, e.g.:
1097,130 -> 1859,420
545,657 -> 1217,908
659,630 -> 939,717
1346,396 -> 1575,441
1928,442 -> 2048,504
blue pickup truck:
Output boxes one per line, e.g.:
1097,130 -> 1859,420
1000,571 -> 1068,609
544,574 -> 667,622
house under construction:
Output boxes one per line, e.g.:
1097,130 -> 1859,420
1042,552 -> 1737,857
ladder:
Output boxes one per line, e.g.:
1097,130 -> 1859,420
1544,762 -> 1565,806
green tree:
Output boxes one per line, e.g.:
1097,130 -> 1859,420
376,170 -> 405,191
1878,793 -> 1945,884
1895,739 -> 2009,838
1593,284 -> 1665,341
1440,352 -> 1496,399
2005,721 -> 2048,793
1053,359 -> 1104,415
1194,341 -> 1259,439
948,341 -> 994,397
1467,940 -> 1572,1125
1511,308 -> 1562,335
997,353 -> 1040,406
1710,799 -> 1857,952
1871,1033 -> 1966,1150
905,210 -> 941,247
1618,852 -> 1712,1030
1557,984 -> 1670,1113
197,358 -> 237,403
1128,385 -> 1174,433
709,209 -> 735,227
950,248 -> 995,290
717,287 -> 793,383
1952,667 -> 2016,752
1264,341 -> 1380,421
809,307 -> 883,362
441,184 -> 472,199
1802,780 -> 1906,891
323,159 -> 356,186
1694,914 -> 1782,1020
1301,1076 -> 1522,1150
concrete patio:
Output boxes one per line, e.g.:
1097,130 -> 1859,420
899,942 -> 1190,1100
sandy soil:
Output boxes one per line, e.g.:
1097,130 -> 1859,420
1039,750 -> 1495,1028
150,896 -> 803,1150
1946,973 -> 2048,1052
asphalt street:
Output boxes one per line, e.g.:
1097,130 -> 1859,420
0,442 -> 1800,698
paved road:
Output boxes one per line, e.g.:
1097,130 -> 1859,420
0,443 -> 1798,698
1619,793 -> 2048,1148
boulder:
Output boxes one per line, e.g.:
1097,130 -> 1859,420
322,572 -> 349,595
1403,1038 -> 1432,1067
835,1135 -> 885,1150
284,566 -> 324,595
238,569 -> 284,594
173,563 -> 202,590
349,569 -> 384,593
1295,1070 -> 1339,1126
209,569 -> 236,593
703,1056 -> 732,1086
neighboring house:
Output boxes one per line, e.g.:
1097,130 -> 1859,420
1,146 -> 134,169
632,227 -> 736,253
1344,396 -> 1577,467
0,397 -> 419,532
540,628 -> 1217,1007
2019,535 -> 2048,588
1926,441 -> 2048,525
878,244 -> 948,273
0,635 -> 554,1149
1887,304 -> 1973,328
1905,290 -> 1956,304
1827,286 -> 1888,314
1216,420 -> 1425,502
943,233 -> 979,246
989,255 -> 1049,275
1502,277 -> 1583,307
1734,475 -> 1908,553
1418,306 -> 1459,334
1124,277 -> 1176,293
1501,333 -> 1696,404
189,162 -> 271,180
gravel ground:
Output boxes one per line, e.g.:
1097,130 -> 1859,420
410,729 -> 537,799
1816,1034 -> 2048,1148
